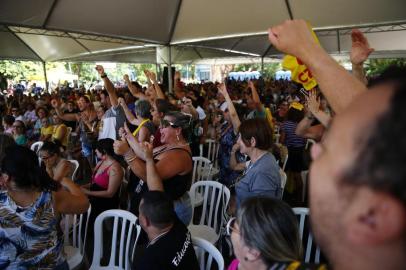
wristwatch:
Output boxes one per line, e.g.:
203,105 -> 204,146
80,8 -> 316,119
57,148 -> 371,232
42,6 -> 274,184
101,73 -> 107,78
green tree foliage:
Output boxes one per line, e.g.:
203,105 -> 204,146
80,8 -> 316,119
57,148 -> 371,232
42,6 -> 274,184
232,62 -> 281,78
365,58 -> 406,76
0,60 -> 43,81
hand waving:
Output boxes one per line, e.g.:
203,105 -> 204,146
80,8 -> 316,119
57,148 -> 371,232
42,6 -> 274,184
350,29 -> 374,65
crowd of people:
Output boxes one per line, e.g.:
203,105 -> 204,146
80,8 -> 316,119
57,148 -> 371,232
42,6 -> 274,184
0,19 -> 404,270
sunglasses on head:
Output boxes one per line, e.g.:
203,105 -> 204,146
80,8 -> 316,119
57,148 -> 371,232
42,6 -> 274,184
160,119 -> 179,128
226,217 -> 239,236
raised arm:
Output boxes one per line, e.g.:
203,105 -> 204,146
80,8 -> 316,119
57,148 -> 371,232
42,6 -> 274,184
124,74 -> 148,100
96,65 -> 118,107
350,29 -> 374,85
249,80 -> 263,112
229,143 -> 246,171
142,141 -> 164,191
118,97 -> 138,125
218,83 -> 241,133
268,20 -> 368,114
306,90 -> 331,127
148,71 -> 166,99
51,99 -> 77,122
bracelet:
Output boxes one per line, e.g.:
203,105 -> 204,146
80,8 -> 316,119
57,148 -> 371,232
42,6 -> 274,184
126,156 -> 137,163
101,73 -> 108,78
124,149 -> 136,162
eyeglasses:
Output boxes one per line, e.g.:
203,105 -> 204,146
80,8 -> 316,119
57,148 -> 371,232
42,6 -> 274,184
226,217 -> 239,236
40,154 -> 53,160
160,119 -> 179,129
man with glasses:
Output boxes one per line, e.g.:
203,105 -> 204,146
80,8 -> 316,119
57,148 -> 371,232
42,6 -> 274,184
133,191 -> 198,270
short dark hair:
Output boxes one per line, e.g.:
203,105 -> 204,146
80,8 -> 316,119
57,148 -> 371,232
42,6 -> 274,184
1,145 -> 60,191
140,191 -> 175,229
155,98 -> 171,115
100,90 -> 109,98
286,107 -> 304,123
343,65 -> 406,207
96,138 -> 120,161
3,115 -> 15,126
40,141 -> 62,156
239,118 -> 273,150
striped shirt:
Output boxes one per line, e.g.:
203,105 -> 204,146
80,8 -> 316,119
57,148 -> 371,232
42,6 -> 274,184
281,121 -> 306,148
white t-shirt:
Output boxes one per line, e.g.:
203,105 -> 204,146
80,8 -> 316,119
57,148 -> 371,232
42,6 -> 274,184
196,106 -> 206,120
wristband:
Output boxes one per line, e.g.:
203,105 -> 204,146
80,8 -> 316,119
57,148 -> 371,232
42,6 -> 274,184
101,73 -> 107,78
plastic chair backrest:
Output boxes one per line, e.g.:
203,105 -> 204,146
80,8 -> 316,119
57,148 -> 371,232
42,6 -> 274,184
31,141 -> 44,154
90,209 -> 141,270
192,157 -> 213,184
293,207 -> 321,263
67,159 -> 79,181
205,139 -> 219,168
190,181 -> 230,235
64,205 -> 92,266
192,237 -> 224,270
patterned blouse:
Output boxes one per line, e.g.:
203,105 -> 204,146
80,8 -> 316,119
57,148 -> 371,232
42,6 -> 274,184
0,191 -> 65,269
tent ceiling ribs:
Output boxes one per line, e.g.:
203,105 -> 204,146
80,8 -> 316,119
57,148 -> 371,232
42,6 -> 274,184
5,26 -> 44,62
66,33 -> 91,53
42,0 -> 59,28
285,0 -> 294,19
167,0 -> 183,44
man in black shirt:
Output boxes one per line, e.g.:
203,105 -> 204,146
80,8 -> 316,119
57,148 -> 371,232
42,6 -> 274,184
133,191 -> 199,270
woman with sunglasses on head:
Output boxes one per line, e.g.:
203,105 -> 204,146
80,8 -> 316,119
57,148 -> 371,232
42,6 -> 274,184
114,111 -> 193,225
227,197 -> 304,270
39,141 -> 73,182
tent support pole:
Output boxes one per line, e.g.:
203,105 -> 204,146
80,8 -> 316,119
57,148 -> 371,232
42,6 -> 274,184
261,57 -> 264,75
42,61 -> 49,92
168,46 -> 173,93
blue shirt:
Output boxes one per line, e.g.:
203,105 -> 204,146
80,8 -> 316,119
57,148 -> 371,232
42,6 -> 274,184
235,152 -> 282,207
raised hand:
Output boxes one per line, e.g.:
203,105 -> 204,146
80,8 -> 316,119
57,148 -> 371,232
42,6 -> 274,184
174,71 -> 181,81
117,97 -> 126,106
95,65 -> 105,75
268,20 -> 318,61
113,139 -> 130,156
140,141 -> 154,160
149,71 -> 157,82
350,29 -> 374,65
217,83 -> 228,97
51,98 -> 60,108
305,90 -> 320,115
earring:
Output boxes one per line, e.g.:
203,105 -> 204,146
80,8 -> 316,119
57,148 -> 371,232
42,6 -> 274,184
176,134 -> 180,141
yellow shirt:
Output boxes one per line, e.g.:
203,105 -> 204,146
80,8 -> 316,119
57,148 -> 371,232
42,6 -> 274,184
52,124 -> 69,147
41,125 -> 54,136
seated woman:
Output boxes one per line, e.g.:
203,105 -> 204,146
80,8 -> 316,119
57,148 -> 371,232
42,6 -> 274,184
0,145 -> 89,269
230,118 -> 282,208
227,197 -> 303,269
12,120 -> 27,146
2,115 -> 15,135
39,141 -> 73,182
51,113 -> 69,148
33,106 -> 50,140
40,117 -> 54,142
80,138 -> 123,221
114,111 -> 193,225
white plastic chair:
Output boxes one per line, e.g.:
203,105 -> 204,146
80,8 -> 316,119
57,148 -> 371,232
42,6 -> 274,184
282,153 -> 288,171
280,169 -> 287,196
204,139 -> 220,170
188,181 -> 230,244
305,139 -> 316,150
31,141 -> 44,154
64,205 -> 92,269
68,159 -> 80,181
192,157 -> 213,184
90,210 -> 141,270
293,207 -> 321,263
192,237 -> 224,270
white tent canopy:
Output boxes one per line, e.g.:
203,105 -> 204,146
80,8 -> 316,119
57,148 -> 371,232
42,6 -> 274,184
0,0 -> 405,63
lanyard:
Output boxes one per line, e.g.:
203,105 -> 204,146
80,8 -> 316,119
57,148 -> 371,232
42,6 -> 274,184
132,119 -> 150,136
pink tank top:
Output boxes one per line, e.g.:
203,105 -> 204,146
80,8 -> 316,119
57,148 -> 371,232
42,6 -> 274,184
92,162 -> 114,189
227,259 -> 239,270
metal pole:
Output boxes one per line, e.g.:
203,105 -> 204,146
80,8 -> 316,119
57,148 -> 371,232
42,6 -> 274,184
168,46 -> 173,93
42,61 -> 49,92
261,57 -> 264,76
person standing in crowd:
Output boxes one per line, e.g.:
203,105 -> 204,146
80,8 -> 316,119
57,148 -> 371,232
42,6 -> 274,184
63,100 -> 79,130
268,19 -> 406,270
0,145 -> 89,269
133,191 -> 199,270
114,112 -> 193,225
95,66 -> 126,140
